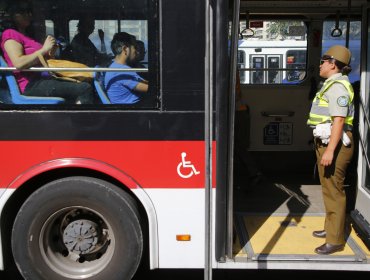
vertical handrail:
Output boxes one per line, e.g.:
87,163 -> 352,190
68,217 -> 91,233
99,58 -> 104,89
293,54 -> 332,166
358,2 -> 370,188
227,0 -> 240,259
358,135 -> 370,172
345,0 -> 352,48
204,0 -> 213,279
359,94 -> 370,134
358,94 -> 370,172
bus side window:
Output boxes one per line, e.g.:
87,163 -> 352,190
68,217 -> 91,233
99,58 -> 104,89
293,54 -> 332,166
237,50 -> 246,83
322,20 -> 361,84
285,50 -> 306,84
0,0 -> 157,109
251,56 -> 264,84
267,56 -> 281,83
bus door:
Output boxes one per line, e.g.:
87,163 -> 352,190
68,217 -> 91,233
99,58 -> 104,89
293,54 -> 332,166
250,55 -> 265,84
237,50 -> 247,83
249,55 -> 283,84
350,4 -> 370,250
267,55 -> 282,83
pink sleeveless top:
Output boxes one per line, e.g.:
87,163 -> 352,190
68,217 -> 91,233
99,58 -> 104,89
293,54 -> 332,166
1,29 -> 42,92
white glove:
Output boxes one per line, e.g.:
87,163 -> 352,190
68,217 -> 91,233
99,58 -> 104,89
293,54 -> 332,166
341,131 -> 351,146
313,123 -> 331,141
313,123 -> 351,146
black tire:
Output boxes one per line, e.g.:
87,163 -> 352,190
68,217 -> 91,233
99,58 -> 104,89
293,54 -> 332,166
11,176 -> 143,280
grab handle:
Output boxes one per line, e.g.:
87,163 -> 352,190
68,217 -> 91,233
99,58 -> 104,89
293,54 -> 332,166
261,111 -> 295,117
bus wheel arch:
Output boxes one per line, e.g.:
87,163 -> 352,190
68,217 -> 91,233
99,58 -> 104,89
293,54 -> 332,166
11,176 -> 144,280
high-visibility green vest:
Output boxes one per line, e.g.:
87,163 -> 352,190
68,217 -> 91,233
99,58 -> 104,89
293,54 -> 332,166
307,78 -> 354,127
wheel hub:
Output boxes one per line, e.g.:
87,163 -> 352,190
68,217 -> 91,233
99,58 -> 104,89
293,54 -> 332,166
62,219 -> 98,254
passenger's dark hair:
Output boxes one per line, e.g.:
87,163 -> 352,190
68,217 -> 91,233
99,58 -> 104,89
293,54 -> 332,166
6,0 -> 32,17
76,16 -> 94,32
136,40 -> 145,52
4,0 -> 33,36
334,60 -> 352,75
111,32 -> 136,56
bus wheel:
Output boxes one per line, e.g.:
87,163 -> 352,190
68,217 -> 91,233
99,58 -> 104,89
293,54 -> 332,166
11,176 -> 143,280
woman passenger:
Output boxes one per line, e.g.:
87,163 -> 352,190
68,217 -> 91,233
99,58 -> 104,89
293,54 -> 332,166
1,0 -> 94,104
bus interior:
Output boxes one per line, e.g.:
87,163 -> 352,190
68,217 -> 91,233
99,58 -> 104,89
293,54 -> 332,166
224,0 -> 370,267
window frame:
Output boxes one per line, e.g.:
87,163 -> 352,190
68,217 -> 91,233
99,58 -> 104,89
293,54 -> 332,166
0,0 -> 159,110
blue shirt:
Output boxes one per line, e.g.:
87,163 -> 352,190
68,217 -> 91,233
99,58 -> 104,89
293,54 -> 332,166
104,62 -> 144,104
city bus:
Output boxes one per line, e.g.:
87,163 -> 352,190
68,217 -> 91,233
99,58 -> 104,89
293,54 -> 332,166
237,40 -> 307,84
0,0 -> 370,279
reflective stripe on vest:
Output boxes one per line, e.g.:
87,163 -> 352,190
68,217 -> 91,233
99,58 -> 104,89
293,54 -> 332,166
307,79 -> 354,127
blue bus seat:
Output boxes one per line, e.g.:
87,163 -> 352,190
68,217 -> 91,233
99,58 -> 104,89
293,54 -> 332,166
0,56 -> 64,104
93,71 -> 111,104
0,75 -> 12,104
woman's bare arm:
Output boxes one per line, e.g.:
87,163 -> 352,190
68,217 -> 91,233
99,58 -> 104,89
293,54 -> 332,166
4,35 -> 56,69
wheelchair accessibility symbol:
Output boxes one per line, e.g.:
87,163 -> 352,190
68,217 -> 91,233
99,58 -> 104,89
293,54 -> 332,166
177,152 -> 200,179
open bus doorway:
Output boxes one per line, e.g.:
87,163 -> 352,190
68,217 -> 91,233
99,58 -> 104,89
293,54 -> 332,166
226,5 -> 367,265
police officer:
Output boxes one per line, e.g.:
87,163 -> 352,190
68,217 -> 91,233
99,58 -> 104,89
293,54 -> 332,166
307,45 -> 355,255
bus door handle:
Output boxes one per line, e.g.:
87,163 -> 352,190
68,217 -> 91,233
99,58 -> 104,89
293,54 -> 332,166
261,111 -> 295,117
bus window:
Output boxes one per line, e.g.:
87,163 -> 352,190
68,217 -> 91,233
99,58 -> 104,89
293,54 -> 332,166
45,20 -> 54,36
285,50 -> 306,83
0,0 -> 157,108
322,20 -> 361,84
238,19 -> 307,84
69,20 -> 119,56
237,50 -> 246,83
251,56 -> 264,84
267,56 -> 281,83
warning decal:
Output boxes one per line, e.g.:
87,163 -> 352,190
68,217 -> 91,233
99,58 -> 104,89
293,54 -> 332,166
263,122 -> 293,145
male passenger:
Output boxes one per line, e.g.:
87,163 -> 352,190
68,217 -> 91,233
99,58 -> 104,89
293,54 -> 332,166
132,40 -> 148,81
104,32 -> 148,104
70,17 -> 111,67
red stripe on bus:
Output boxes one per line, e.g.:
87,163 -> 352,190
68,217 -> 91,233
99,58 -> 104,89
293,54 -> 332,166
0,141 -> 216,189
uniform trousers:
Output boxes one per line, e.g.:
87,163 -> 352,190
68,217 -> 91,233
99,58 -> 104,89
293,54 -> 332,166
314,131 -> 353,245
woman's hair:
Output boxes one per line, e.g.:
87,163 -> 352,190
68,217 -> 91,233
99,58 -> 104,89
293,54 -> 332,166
111,32 -> 137,56
4,0 -> 34,36
6,0 -> 32,17
334,60 -> 352,75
